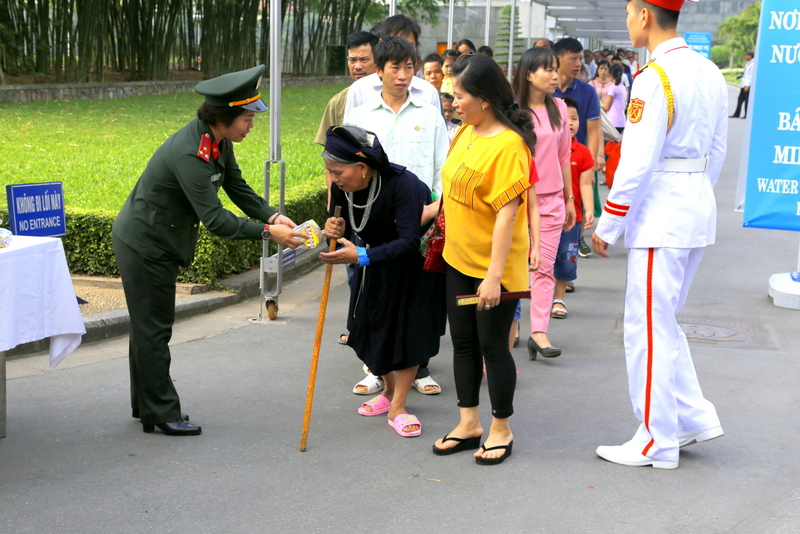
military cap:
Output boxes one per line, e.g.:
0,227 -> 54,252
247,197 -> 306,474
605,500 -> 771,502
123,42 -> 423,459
646,0 -> 698,10
194,65 -> 268,112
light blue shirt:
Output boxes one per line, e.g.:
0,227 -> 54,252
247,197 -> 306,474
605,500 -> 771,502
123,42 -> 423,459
345,93 -> 448,195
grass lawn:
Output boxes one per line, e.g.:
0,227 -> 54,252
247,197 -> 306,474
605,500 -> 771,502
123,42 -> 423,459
722,69 -> 743,84
0,83 -> 348,212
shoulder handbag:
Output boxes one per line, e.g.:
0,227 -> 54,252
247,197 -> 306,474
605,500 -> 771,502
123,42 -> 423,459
421,203 -> 447,273
601,108 -> 622,141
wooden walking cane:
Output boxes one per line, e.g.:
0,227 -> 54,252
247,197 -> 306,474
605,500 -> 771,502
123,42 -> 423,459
300,206 -> 341,452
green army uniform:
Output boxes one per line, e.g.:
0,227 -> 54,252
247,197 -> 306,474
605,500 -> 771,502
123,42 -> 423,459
112,65 -> 275,427
314,86 -> 349,145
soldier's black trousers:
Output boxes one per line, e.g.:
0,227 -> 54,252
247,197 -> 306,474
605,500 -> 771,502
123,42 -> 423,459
112,233 -> 182,425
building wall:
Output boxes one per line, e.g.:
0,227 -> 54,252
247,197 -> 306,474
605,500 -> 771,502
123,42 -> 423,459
417,2 -> 549,57
415,0 -> 760,56
678,0 -> 760,35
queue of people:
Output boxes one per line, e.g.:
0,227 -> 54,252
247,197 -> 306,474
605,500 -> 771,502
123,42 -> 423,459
112,0 -> 727,472
307,1 -> 725,468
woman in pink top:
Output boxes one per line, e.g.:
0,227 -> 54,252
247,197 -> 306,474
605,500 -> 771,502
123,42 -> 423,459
603,64 -> 628,133
512,47 -> 576,359
589,60 -> 614,103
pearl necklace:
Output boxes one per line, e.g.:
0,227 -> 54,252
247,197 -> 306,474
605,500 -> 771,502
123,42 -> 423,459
345,172 -> 382,233
467,118 -> 499,149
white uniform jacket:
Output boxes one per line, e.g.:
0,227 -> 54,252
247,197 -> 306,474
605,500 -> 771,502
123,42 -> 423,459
595,38 -> 728,249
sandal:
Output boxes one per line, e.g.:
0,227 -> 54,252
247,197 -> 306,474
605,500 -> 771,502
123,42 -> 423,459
565,281 -> 575,293
475,441 -> 514,465
550,299 -> 568,319
388,414 -> 422,437
432,434 -> 481,455
338,333 -> 349,345
357,395 -> 391,416
412,375 -> 441,395
353,373 -> 384,395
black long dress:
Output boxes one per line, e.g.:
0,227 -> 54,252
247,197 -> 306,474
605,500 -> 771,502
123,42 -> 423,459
330,169 -> 446,377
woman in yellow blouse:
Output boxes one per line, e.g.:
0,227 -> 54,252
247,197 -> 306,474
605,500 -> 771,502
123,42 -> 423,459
432,54 -> 540,465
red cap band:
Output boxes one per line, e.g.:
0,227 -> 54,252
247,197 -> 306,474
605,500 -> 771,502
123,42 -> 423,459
646,0 -> 687,10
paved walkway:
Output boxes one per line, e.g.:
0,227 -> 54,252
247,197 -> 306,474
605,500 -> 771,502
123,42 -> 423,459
2,87 -> 800,533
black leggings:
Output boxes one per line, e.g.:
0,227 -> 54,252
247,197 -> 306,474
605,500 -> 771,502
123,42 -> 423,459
446,266 -> 517,419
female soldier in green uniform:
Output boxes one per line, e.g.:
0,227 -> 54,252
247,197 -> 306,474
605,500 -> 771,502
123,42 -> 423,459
112,65 -> 304,436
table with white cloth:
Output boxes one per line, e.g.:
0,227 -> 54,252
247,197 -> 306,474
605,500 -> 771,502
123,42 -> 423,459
0,235 -> 86,438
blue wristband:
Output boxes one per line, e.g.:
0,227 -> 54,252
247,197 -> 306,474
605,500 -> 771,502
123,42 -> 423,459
356,246 -> 370,267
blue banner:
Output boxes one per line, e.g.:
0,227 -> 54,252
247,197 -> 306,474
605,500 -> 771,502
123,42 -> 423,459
5,182 -> 67,237
742,1 -> 800,232
684,32 -> 712,59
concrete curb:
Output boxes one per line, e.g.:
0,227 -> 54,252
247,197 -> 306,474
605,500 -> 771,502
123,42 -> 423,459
8,246 -> 323,357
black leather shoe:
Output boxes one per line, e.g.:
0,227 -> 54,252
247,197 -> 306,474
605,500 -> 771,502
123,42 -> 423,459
142,419 -> 202,436
527,336 -> 562,360
133,411 -> 189,422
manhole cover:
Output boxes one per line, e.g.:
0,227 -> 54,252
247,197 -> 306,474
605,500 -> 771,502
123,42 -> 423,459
614,316 -> 772,350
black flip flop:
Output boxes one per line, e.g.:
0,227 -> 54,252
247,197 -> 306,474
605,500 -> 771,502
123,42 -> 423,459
475,441 -> 514,465
432,434 -> 481,456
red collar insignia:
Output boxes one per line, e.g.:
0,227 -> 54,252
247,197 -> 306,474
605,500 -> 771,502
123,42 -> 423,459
197,134 -> 221,162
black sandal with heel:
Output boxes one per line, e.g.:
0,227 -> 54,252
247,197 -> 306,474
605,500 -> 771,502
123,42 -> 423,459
432,434 -> 481,456
475,441 -> 514,465
527,337 -> 562,360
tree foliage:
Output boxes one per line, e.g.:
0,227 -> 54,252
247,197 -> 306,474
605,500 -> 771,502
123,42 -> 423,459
0,0 -> 439,82
718,1 -> 761,67
711,45 -> 732,69
494,4 -> 524,67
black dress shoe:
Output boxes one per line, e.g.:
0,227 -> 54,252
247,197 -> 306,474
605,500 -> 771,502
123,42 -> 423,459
133,411 -> 189,422
527,336 -> 562,360
142,419 -> 202,436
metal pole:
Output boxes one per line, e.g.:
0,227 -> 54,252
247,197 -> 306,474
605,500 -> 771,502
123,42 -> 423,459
390,0 -> 396,17
448,0 -> 455,50
269,0 -> 285,304
508,0 -> 517,83
485,0 -> 491,47
270,0 -> 281,167
527,0 -> 534,49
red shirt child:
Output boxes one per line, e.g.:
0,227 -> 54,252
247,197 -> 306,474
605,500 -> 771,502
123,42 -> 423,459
565,99 -> 595,228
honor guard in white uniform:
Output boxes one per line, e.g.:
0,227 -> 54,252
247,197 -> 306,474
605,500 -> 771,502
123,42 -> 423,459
592,0 -> 727,469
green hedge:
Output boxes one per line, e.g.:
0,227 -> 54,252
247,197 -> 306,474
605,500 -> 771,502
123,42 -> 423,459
0,182 -> 328,285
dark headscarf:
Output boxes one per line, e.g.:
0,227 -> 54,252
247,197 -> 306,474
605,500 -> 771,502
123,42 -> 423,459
324,126 -> 406,179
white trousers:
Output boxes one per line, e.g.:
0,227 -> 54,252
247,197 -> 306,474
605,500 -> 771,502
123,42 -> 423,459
624,247 -> 720,462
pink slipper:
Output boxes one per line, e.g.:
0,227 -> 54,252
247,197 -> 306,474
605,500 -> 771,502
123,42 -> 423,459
388,414 -> 422,437
358,395 -> 391,416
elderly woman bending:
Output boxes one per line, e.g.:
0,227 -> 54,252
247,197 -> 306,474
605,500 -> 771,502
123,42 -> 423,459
319,125 -> 446,438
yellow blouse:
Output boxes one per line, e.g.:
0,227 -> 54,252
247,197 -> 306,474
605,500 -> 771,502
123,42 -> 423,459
442,126 -> 531,291
440,76 -> 453,97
